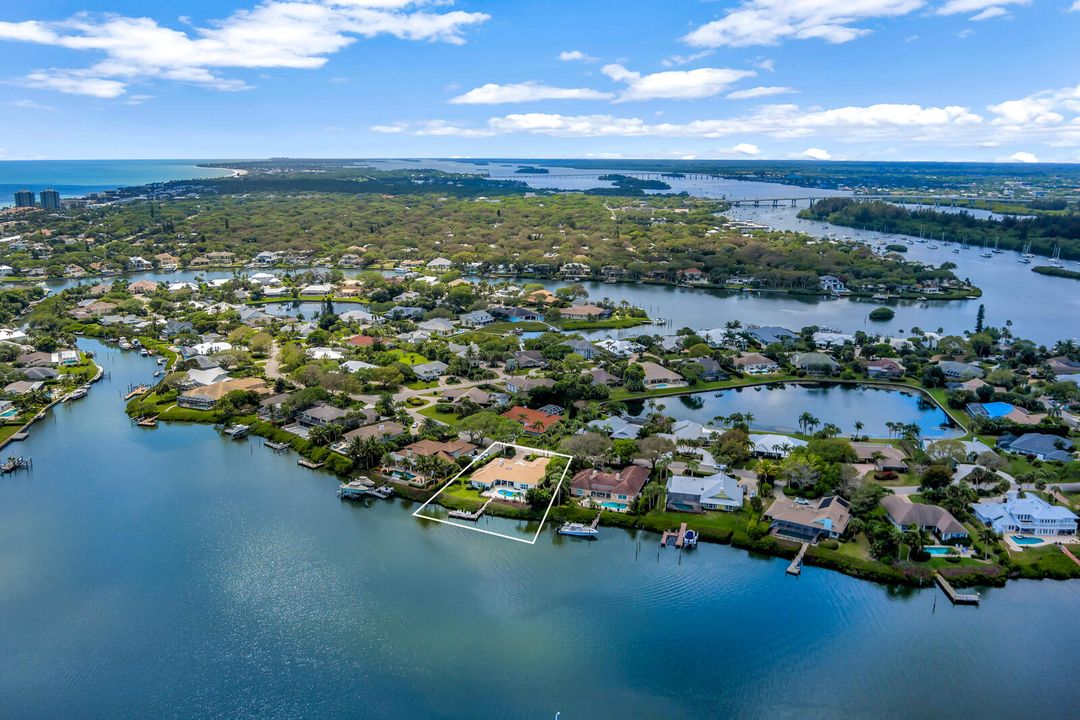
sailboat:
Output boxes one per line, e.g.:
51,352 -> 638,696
1049,245 -> 1064,268
1019,241 -> 1034,263
980,238 -> 993,258
992,238 -> 1003,254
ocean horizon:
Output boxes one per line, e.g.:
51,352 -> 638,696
0,159 -> 236,207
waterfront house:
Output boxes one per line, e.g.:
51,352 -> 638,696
594,338 -> 644,358
339,421 -> 406,444
17,352 -> 56,367
300,283 -> 333,296
851,442 -> 909,472
470,456 -> 550,493
996,433 -> 1074,463
733,352 -> 779,375
746,326 -> 796,347
392,439 -> 478,464
560,304 -> 610,321
681,357 -> 727,382
765,496 -> 851,542
488,306 -> 541,322
570,465 -> 649,508
866,358 -> 904,379
426,257 -> 453,271
412,361 -> 449,382
297,403 -> 352,428
161,320 -> 194,338
677,267 -> 708,284
177,377 -> 268,410
23,367 -> 58,381
791,352 -> 840,375
972,492 -> 1077,537
812,331 -> 856,349
127,256 -> 152,271
749,434 -> 807,458
502,406 -> 562,435
819,275 -> 847,294
639,361 -> 685,388
186,367 -> 230,387
418,318 -> 454,335
339,309 -> 378,324
4,380 -> 44,396
881,496 -> 968,541
666,472 -> 744,512
667,419 -> 712,443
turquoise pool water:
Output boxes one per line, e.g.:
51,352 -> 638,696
981,402 -> 1015,418
1011,535 -> 1044,545
600,501 -> 628,511
497,489 -> 521,498
925,546 -> 956,556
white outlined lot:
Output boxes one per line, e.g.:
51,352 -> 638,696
411,442 -> 573,544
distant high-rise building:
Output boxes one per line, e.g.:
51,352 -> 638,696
14,190 -> 35,208
40,189 -> 61,210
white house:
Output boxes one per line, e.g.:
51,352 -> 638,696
749,434 -> 807,458
972,492 -> 1077,537
665,472 -> 744,512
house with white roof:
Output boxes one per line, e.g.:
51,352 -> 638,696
749,434 -> 807,458
972,492 -> 1077,537
666,472 -> 744,512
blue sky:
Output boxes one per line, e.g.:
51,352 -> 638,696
0,0 -> 1078,161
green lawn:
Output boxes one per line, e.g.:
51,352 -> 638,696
386,350 -> 429,366
418,406 -> 460,426
1009,544 -> 1080,580
555,316 -> 649,331
405,380 -> 439,390
0,424 -> 25,444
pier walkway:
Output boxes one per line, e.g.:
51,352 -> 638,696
1060,545 -> 1080,570
787,542 -> 809,576
661,523 -> 690,548
448,497 -> 494,522
934,572 -> 980,605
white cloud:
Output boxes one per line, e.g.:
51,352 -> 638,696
558,50 -> 596,62
728,142 -> 760,156
987,85 -> 1080,125
936,0 -> 1028,15
380,102 -> 984,140
682,0 -> 925,48
601,63 -> 755,101
661,50 -> 713,67
969,7 -> 1009,19
957,28 -> 975,38
1008,151 -> 1039,162
756,58 -> 775,72
0,1 -> 489,98
726,85 -> 796,100
800,147 -> 832,160
1072,0 -> 1080,11
448,82 -> 613,104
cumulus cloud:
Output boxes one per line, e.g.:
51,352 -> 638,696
726,85 -> 796,100
727,143 -> 760,156
1072,0 -> 1080,10
601,63 -> 755,101
557,49 -> 596,62
449,82 -> 613,104
987,84 -> 1080,125
0,1 -> 489,97
1008,151 -> 1039,162
800,147 -> 832,160
969,7 -> 1009,19
682,0 -> 924,48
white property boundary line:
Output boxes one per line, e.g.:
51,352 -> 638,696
411,441 -> 574,545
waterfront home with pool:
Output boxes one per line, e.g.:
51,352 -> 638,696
469,456 -> 550,500
972,492 -> 1078,538
881,496 -> 968,542
177,377 -> 269,410
734,352 -> 780,375
791,352 -> 840,375
749,434 -> 807,458
666,472 -> 744,513
570,465 -> 650,511
640,361 -> 685,389
765,496 -> 851,543
852,442 -> 909,472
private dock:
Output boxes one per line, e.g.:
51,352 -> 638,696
1060,545 -> 1080,570
136,416 -> 158,427
297,458 -> 324,469
223,424 -> 249,439
787,542 -> 809,576
934,572 -> 980,605
264,440 -> 289,452
1,456 -> 31,474
661,523 -> 696,548
124,385 -> 149,400
448,497 -> 494,521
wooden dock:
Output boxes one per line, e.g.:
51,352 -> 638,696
297,458 -> 324,469
934,572 -> 980,605
1060,545 -> 1080,569
136,416 -> 158,427
124,385 -> 149,400
264,440 -> 289,452
787,542 -> 809,576
1,456 -> 31,474
661,523 -> 690,548
448,497 -> 494,521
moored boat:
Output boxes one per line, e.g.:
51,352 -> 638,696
558,522 -> 599,538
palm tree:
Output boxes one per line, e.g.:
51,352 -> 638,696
853,420 -> 864,440
754,459 -> 778,483
798,411 -> 815,434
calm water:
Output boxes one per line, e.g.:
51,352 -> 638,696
0,159 -> 234,207
626,383 -> 956,438
1,340 -> 1079,718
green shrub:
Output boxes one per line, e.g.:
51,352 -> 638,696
820,539 -> 840,550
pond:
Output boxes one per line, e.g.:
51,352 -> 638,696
624,383 -> 958,438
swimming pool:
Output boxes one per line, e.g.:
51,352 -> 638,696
496,489 -> 522,499
981,402 -> 1015,418
1011,535 -> 1044,546
925,546 -> 957,556
600,501 -> 628,512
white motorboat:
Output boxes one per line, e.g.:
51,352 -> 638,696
558,522 -> 598,538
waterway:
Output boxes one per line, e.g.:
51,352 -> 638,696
2,342 -> 1079,718
625,383 -> 956,438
